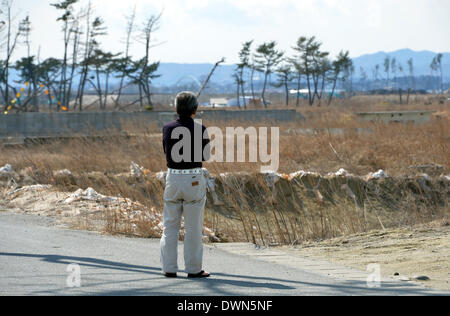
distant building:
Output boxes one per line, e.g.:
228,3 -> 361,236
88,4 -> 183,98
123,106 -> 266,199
208,97 -> 261,108
290,89 -> 344,99
209,98 -> 228,108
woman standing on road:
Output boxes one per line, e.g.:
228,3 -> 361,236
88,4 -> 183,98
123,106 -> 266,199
160,91 -> 211,279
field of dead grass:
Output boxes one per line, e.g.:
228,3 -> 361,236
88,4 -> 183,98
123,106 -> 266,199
0,97 -> 449,244
1,102 -> 448,176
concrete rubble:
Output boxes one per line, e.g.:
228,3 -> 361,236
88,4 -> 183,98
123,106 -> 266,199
366,169 -> 388,180
64,187 -> 119,204
0,164 -> 14,177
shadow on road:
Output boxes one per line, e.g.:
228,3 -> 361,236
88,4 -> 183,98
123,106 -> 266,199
0,252 -> 441,296
0,252 -> 295,295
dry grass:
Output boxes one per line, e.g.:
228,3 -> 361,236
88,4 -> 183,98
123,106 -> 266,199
203,171 -> 449,245
1,106 -> 448,177
0,97 -> 449,244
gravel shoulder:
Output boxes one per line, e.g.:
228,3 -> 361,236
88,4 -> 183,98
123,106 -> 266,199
277,222 -> 450,291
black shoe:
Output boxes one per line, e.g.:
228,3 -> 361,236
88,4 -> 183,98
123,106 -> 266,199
164,272 -> 177,278
187,271 -> 211,279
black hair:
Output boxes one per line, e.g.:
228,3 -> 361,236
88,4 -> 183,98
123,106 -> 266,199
175,91 -> 198,118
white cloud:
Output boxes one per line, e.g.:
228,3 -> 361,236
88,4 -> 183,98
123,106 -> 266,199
8,0 -> 450,64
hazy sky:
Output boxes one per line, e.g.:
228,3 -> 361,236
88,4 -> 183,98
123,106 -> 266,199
9,0 -> 450,64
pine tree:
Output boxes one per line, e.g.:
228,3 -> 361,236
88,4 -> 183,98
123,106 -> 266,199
255,41 -> 284,107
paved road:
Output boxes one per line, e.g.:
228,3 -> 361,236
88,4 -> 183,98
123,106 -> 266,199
0,212 -> 445,296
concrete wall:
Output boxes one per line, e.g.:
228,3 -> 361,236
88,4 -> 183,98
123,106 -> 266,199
355,111 -> 435,124
0,110 -> 304,138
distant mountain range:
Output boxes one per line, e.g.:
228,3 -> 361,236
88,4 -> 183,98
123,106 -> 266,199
351,49 -> 450,79
7,49 -> 449,88
152,49 -> 450,86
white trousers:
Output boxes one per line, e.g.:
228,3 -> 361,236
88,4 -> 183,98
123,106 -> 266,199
160,171 -> 207,274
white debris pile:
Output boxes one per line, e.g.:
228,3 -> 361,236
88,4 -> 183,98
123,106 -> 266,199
53,169 -> 73,177
7,184 -> 52,196
2,176 -> 222,241
0,164 -> 16,183
288,170 -> 320,180
64,187 -> 118,204
366,169 -> 388,180
327,168 -> 352,177
3,184 -> 78,217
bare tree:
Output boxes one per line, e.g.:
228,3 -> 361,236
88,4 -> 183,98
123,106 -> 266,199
17,14 -> 37,110
136,12 -> 162,108
383,56 -> 390,89
74,1 -> 92,111
372,64 -> 380,89
76,9 -> 107,111
398,63 -> 404,104
391,57 -> 397,91
406,58 -> 415,104
113,5 -> 137,108
66,15 -> 81,111
232,70 -> 242,108
51,0 -> 79,110
19,14 -> 30,57
1,0 -> 24,109
360,67 -> 368,91
431,53 -> 444,94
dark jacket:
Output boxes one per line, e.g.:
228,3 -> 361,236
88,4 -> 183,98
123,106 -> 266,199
162,117 -> 210,170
